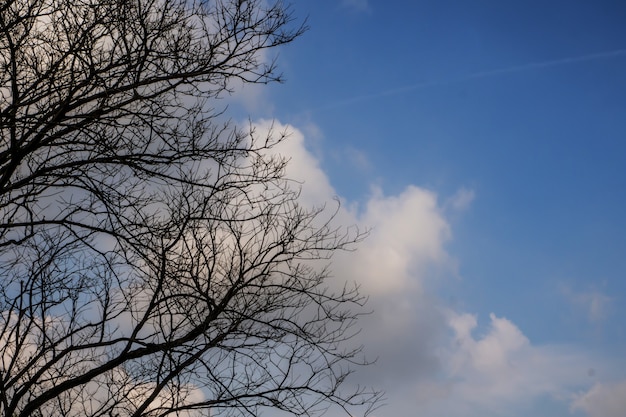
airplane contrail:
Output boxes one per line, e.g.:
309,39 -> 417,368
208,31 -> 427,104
314,48 -> 626,111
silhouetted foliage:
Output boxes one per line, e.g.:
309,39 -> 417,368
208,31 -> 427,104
0,1 -> 380,416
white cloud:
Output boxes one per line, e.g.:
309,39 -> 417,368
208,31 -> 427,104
251,119 -> 453,295
571,381 -> 626,417
248,120 -> 455,391
362,310 -> 602,417
448,312 -> 531,380
226,79 -> 274,114
439,312 -> 595,413
345,185 -> 452,295
246,119 -> 623,417
252,119 -> 336,208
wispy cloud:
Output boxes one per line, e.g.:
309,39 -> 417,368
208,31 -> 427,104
445,187 -> 475,212
314,48 -> 626,111
340,0 -> 371,13
561,285 -> 613,323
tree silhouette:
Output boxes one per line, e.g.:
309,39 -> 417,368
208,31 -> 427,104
0,1 -> 380,416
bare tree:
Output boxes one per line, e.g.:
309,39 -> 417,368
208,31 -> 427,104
0,1 -> 380,416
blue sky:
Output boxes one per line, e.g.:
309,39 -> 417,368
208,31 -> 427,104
231,1 -> 626,416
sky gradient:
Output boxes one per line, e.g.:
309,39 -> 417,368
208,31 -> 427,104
229,1 -> 626,416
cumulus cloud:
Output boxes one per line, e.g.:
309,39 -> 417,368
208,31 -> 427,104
252,119 -> 453,292
346,185 -> 452,294
248,119 -> 621,417
228,81 -> 274,114
571,381 -> 626,417
253,119 -> 336,208
358,310 -> 603,417
427,312 -> 600,416
250,119 -> 455,389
